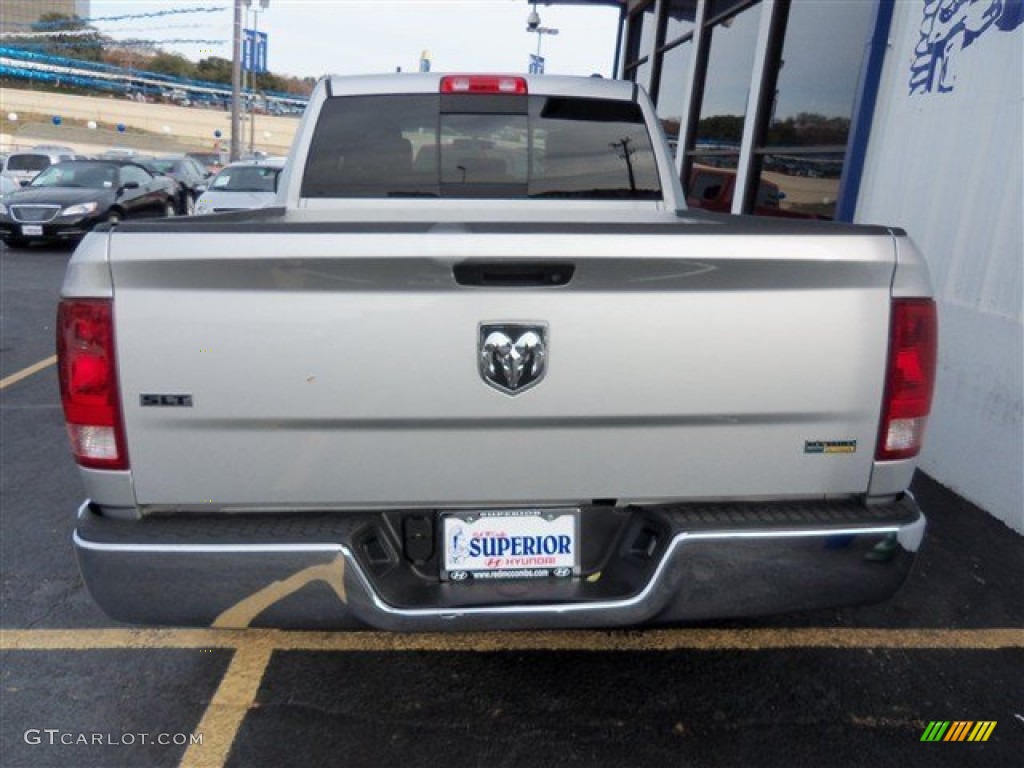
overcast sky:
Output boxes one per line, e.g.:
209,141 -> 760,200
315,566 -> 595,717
88,1 -> 621,79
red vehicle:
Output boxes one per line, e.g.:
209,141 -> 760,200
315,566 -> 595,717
686,165 -> 828,220
686,165 -> 786,214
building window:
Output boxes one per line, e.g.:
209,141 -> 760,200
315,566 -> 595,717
654,0 -> 698,153
752,1 -> 875,220
656,39 -> 693,155
706,0 -> 754,22
622,0 -> 882,221
684,0 -> 762,213
665,0 -> 699,39
623,1 -> 658,91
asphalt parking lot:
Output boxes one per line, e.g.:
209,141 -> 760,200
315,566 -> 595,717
1,243 -> 1021,768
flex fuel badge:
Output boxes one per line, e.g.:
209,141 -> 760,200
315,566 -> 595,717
804,440 -> 857,454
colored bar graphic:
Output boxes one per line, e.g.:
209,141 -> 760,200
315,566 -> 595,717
921,720 -> 996,742
944,721 -> 972,741
968,722 -> 997,742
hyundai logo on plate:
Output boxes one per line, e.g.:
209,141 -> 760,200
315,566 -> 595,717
478,323 -> 548,395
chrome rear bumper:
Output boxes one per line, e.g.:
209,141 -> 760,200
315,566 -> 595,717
74,496 -> 925,631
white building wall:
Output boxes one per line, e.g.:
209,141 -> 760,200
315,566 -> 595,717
857,1 -> 1022,532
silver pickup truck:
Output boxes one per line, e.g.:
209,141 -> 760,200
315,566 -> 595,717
60,73 -> 937,631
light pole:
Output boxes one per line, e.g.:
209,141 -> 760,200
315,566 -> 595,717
230,0 -> 243,161
533,26 -> 559,57
248,0 -> 269,156
526,4 -> 558,73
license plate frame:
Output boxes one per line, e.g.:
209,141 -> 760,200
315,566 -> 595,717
21,225 -> 43,236
440,508 -> 581,582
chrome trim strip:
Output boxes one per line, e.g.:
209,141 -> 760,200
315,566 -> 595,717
72,531 -> 341,555
681,526 -> 901,540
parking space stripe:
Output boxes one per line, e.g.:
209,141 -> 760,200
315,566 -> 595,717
179,640 -> 273,768
1,627 -> 1021,652
1,628 -> 243,650
0,355 -> 57,390
3,628 -> 1018,768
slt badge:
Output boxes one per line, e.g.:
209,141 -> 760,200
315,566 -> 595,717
479,323 -> 548,395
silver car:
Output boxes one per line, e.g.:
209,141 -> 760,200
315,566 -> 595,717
2,149 -> 76,187
0,173 -> 19,196
194,158 -> 285,214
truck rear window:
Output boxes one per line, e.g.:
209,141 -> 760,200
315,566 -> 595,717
301,94 -> 662,200
7,155 -> 52,172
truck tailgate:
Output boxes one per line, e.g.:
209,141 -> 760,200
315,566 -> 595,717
111,227 -> 895,508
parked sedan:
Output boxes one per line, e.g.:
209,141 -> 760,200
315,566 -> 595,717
194,158 -> 285,214
0,160 -> 176,247
145,154 -> 211,214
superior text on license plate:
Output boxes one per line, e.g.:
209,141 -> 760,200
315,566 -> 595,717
441,509 -> 580,581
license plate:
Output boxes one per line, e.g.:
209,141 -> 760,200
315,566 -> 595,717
441,508 -> 580,581
21,225 -> 43,236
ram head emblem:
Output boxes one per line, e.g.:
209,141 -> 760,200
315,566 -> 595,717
478,323 -> 548,395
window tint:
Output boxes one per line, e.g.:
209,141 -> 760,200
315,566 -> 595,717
438,115 -> 528,185
529,97 -> 660,198
303,94 -> 438,198
302,94 -> 661,200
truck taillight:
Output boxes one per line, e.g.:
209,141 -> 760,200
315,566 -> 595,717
440,75 -> 528,94
876,298 -> 937,461
57,299 -> 128,470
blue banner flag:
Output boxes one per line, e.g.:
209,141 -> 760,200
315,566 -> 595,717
243,29 -> 268,74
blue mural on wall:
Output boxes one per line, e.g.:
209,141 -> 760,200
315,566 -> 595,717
910,0 -> 1023,94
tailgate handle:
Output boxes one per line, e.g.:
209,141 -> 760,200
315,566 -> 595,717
453,261 -> 575,287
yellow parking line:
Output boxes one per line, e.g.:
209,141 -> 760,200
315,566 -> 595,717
0,628 -> 244,651
2,627 -> 1022,653
179,640 -> 273,768
3,626 -> 1019,768
0,355 -> 57,390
